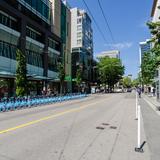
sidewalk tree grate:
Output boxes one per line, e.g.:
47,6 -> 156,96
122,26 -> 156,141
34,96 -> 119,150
102,123 -> 110,126
110,126 -> 117,129
96,126 -> 105,130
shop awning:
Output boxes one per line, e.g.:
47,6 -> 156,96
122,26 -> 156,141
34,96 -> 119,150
0,71 -> 15,78
28,75 -> 53,81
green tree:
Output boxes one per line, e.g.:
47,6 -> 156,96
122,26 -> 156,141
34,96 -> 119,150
76,68 -> 82,92
97,57 -> 124,92
141,51 -> 156,85
141,21 -> 160,85
147,21 -> 160,45
122,76 -> 132,88
58,63 -> 65,95
0,80 -> 8,88
132,78 -> 140,87
15,49 -> 27,96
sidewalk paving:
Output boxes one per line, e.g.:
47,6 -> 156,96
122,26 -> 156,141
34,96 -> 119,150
142,94 -> 160,116
140,97 -> 160,160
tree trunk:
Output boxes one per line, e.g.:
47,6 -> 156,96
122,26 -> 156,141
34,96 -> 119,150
108,84 -> 110,93
78,85 -> 80,93
60,81 -> 63,96
105,83 -> 107,93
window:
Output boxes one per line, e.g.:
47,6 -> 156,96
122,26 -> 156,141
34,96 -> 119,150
26,49 -> 43,67
48,38 -> 61,52
31,0 -> 36,9
77,40 -> 81,45
25,0 -> 32,6
0,41 -> 16,60
77,25 -> 82,31
77,18 -> 82,24
0,12 -> 17,30
77,32 -> 81,38
26,26 -> 42,42
0,41 -> 3,57
48,52 -> 58,71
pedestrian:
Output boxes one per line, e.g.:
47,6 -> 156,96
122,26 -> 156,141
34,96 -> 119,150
153,87 -> 156,96
137,87 -> 141,98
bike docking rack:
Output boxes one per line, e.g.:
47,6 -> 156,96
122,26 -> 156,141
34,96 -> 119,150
135,91 -> 146,153
0,93 -> 88,113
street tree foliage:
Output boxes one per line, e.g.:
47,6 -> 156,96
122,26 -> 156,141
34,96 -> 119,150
140,21 -> 160,85
147,21 -> 160,45
76,68 -> 82,92
122,76 -> 132,88
0,80 -> 8,88
132,78 -> 140,87
58,63 -> 65,95
16,49 -> 27,96
97,57 -> 124,92
141,51 -> 156,85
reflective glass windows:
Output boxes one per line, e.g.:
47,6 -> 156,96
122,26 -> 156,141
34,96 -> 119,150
26,49 -> 43,67
0,41 -> 16,60
0,11 -> 18,30
48,51 -> 58,72
26,26 -> 42,42
48,38 -> 61,52
17,0 -> 51,23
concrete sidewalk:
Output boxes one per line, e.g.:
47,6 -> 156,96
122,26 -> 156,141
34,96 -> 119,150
140,98 -> 160,160
142,94 -> 160,116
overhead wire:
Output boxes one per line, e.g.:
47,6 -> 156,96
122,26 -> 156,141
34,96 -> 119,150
81,0 -> 110,44
97,0 -> 116,44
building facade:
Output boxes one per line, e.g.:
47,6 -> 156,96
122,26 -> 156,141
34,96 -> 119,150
97,50 -> 120,59
151,0 -> 160,100
71,8 -> 93,93
151,0 -> 160,22
139,39 -> 152,65
50,0 -> 72,93
0,0 -> 62,97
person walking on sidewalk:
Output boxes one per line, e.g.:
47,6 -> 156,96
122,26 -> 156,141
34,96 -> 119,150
137,87 -> 141,98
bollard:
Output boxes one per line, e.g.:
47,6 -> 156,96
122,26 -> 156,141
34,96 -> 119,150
135,92 -> 138,120
135,105 -> 143,152
137,105 -> 141,148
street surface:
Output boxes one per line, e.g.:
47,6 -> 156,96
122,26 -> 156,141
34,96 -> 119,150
0,93 -> 150,160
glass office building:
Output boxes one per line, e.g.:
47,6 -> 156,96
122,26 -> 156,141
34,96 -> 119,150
71,8 -> 93,93
0,0 -> 62,97
17,0 -> 51,24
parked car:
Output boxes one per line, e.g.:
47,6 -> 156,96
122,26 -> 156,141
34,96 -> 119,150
115,87 -> 123,93
127,88 -> 132,92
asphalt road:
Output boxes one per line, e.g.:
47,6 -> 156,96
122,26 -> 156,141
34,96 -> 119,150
0,93 -> 150,160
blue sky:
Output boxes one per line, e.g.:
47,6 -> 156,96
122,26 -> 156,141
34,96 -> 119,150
67,0 -> 153,78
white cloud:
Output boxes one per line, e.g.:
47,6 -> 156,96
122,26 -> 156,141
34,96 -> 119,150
104,42 -> 133,50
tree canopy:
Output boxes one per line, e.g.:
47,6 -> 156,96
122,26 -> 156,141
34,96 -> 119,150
132,78 -> 140,87
58,63 -> 65,94
140,21 -> 160,85
15,49 -> 27,96
141,51 -> 156,85
97,57 -> 124,92
76,68 -> 82,92
122,76 -> 132,88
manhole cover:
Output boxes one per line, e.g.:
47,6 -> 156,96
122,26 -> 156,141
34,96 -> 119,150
110,126 -> 117,129
102,123 -> 109,126
96,126 -> 105,130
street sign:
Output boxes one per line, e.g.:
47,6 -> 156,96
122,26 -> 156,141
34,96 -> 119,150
65,76 -> 72,81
